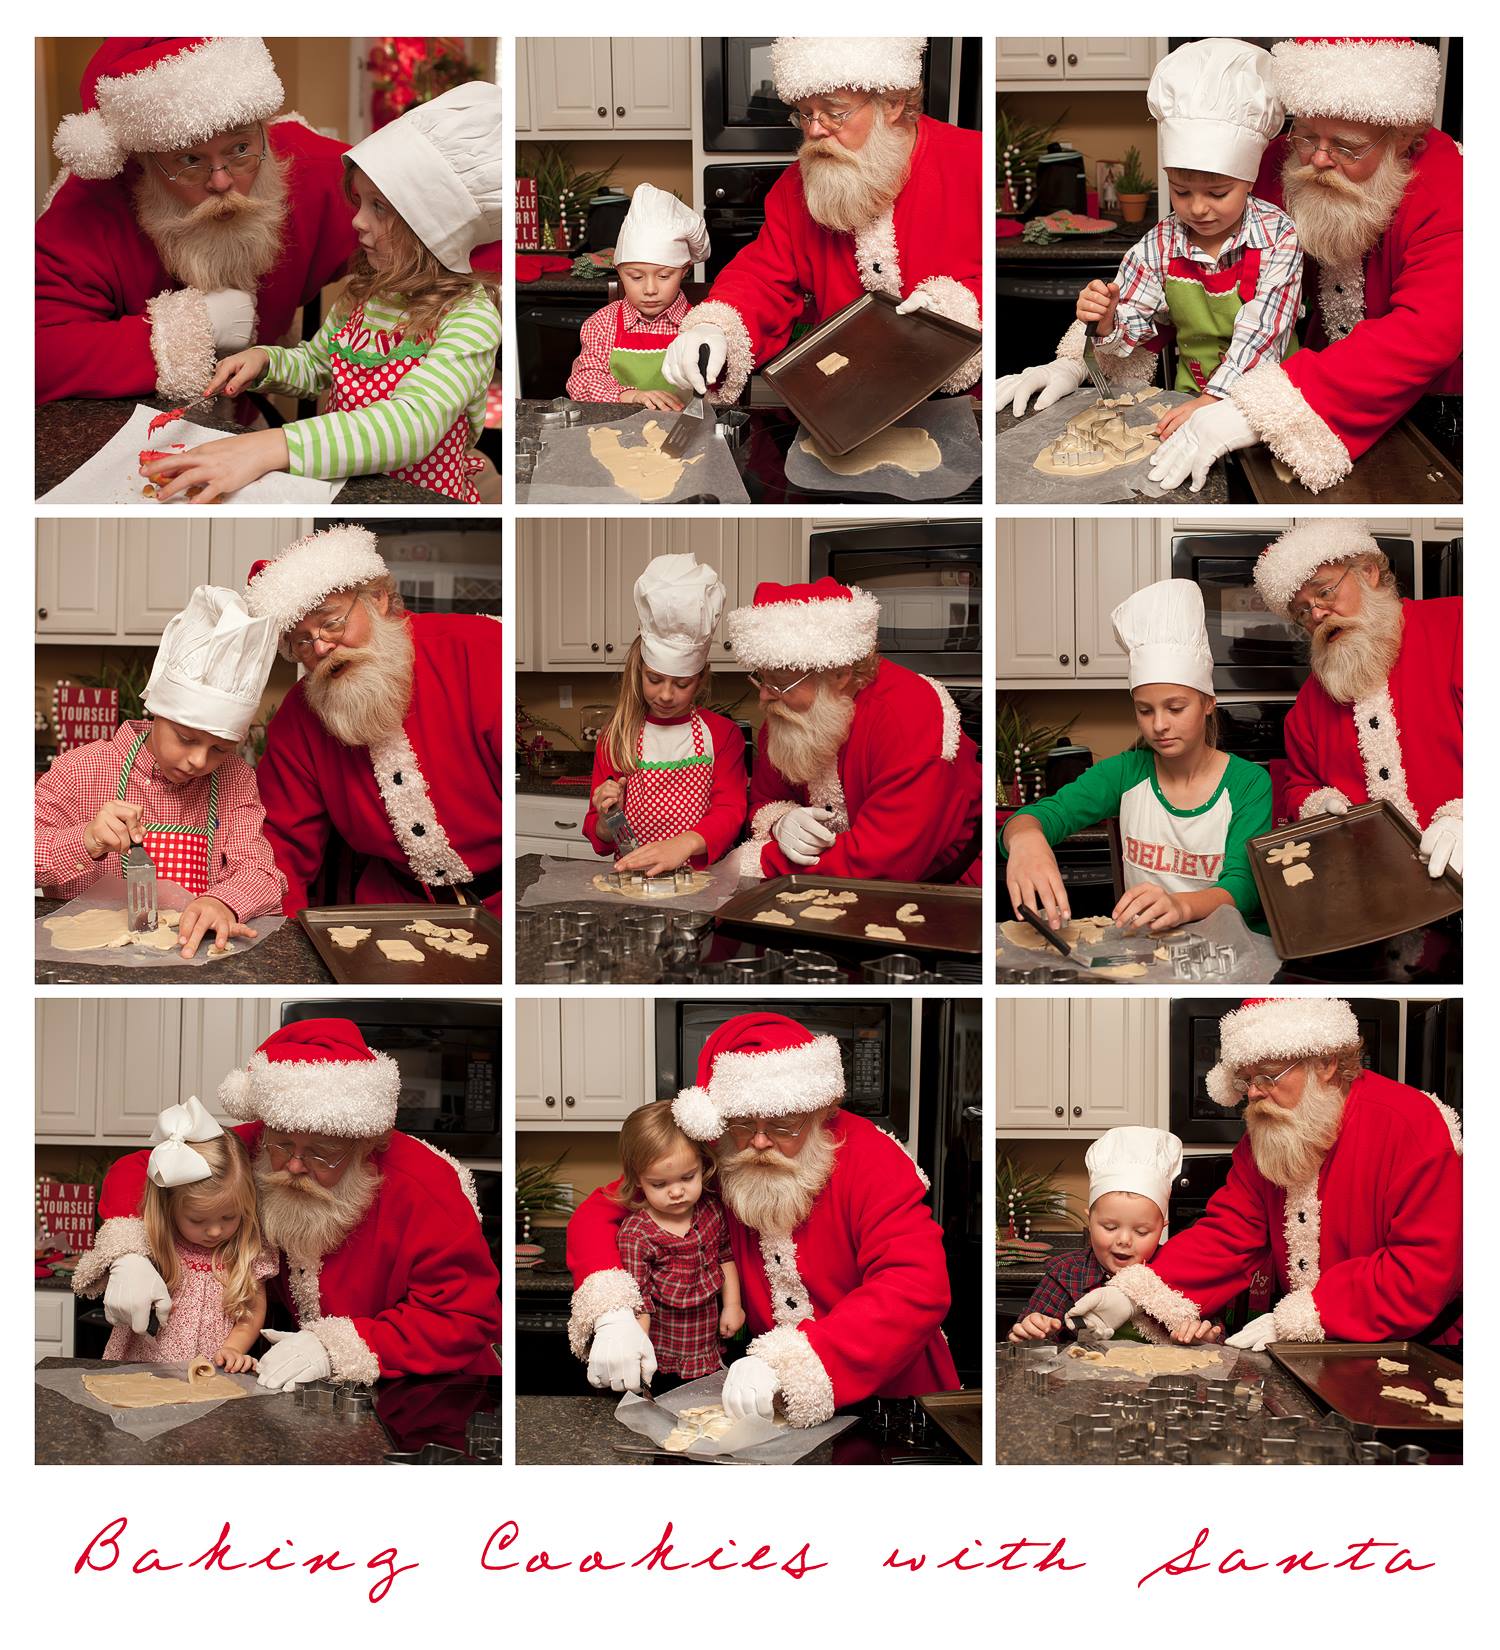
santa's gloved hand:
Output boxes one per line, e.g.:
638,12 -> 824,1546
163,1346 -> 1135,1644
1064,1284 -> 1134,1339
772,805 -> 838,865
103,1253 -> 173,1334
662,325 -> 728,396
995,357 -> 1086,416
722,1355 -> 780,1422
1148,397 -> 1256,493
202,289 -> 257,352
1303,790 -> 1351,818
1419,813 -> 1463,878
587,1307 -> 658,1393
894,290 -> 932,315
255,1328 -> 331,1390
1225,1312 -> 1278,1351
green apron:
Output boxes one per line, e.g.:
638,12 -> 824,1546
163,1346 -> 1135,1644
1162,245 -> 1298,394
609,304 -> 675,394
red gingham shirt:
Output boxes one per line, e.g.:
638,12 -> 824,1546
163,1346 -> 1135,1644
34,720 -> 286,919
1020,1248 -> 1112,1326
565,293 -> 692,402
618,1195 -> 731,1379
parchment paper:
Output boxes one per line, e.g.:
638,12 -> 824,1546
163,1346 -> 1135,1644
524,410 -> 751,504
36,1361 -> 273,1441
40,404 -> 345,505
37,873 -> 284,969
995,902 -> 1280,983
518,853 -> 741,914
784,397 -> 981,499
1028,1340 -> 1242,1386
996,386 -> 1196,503
614,1371 -> 856,1463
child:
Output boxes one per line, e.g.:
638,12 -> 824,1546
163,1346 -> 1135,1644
612,1100 -> 744,1382
147,81 -> 502,504
584,554 -> 747,877
1076,38 -> 1301,444
100,1099 -> 277,1372
1002,579 -> 1270,934
1009,1127 -> 1221,1344
567,183 -> 710,409
34,585 -> 285,959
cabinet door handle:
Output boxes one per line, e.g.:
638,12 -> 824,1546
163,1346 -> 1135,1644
616,106 -> 626,117
564,1095 -> 576,1108
37,608 -> 47,620
605,643 -> 614,654
597,106 -> 607,118
1073,1106 -> 1082,1117
1054,1105 -> 1064,1117
1059,654 -> 1069,666
723,641 -> 732,651
1079,653 -> 1089,666
545,1095 -> 557,1108
553,820 -> 575,829
1067,53 -> 1078,67
1046,54 -> 1058,66
591,642 -> 600,652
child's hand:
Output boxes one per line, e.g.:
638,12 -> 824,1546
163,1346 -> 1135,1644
620,387 -> 684,413
1169,1319 -> 1224,1345
205,347 -> 270,397
1112,882 -> 1191,934
84,800 -> 144,859
1008,1312 -> 1062,1342
178,896 -> 256,959
719,1303 -> 746,1337
1076,280 -> 1119,329
143,428 -> 288,504
215,1346 -> 257,1374
1155,393 -> 1218,442
591,778 -> 624,814
615,836 -> 693,877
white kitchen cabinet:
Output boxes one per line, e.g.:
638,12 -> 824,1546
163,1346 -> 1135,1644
997,998 -> 1162,1136
996,39 -> 1066,81
527,38 -> 614,131
515,999 -> 563,1121
36,1289 -> 75,1363
515,794 -> 593,860
610,39 -> 692,130
995,998 -> 1070,1129
996,520 -> 1074,679
1066,39 -> 1155,79
120,519 -> 213,635
35,1000 -> 102,1137
607,521 -> 736,661
207,518 -> 312,593
513,538 -> 534,671
998,37 -> 1157,86
1073,519 -> 1165,681
537,519 -> 609,664
36,518 -> 121,636
525,38 -> 692,133
518,999 -> 653,1126
515,39 -> 533,132
180,1000 -> 280,1120
1166,515 -> 1292,533
98,1001 -> 183,1139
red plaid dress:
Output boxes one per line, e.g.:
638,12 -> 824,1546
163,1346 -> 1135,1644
618,1196 -> 731,1378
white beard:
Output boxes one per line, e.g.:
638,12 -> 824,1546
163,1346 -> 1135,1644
254,1152 -> 381,1262
764,680 -> 855,786
716,1123 -> 839,1233
132,144 -> 288,292
1282,143 -> 1412,268
1309,581 -> 1404,705
1244,1072 -> 1347,1189
302,607 -> 415,748
798,113 -> 914,234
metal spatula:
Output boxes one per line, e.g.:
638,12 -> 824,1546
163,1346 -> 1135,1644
121,842 -> 158,933
658,344 -> 716,459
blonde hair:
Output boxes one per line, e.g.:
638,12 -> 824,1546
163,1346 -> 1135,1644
602,636 -> 712,776
142,1133 -> 265,1325
610,1100 -> 715,1209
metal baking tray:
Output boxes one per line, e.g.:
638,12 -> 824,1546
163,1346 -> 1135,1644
714,875 -> 980,957
760,290 -> 981,455
1269,1341 -> 1463,1433
1248,801 -> 1462,959
299,903 -> 502,985
918,1390 -> 983,1464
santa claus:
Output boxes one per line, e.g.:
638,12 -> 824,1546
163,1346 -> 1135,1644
74,1019 -> 502,1386
660,37 -> 980,404
38,37 -> 356,403
1068,997 -> 1462,1350
246,524 -> 503,915
1255,521 -> 1462,878
727,577 -> 981,883
567,1013 -> 959,1426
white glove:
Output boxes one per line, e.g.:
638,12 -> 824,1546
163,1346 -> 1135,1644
103,1253 -> 173,1334
255,1328 -> 332,1391
1304,790 -> 1350,818
1225,1311 -> 1278,1351
1148,396 -> 1257,492
662,324 -> 728,396
1064,1284 -> 1135,1339
772,805 -> 838,865
1419,813 -> 1462,878
202,288 -> 256,352
994,357 -> 1086,416
587,1306 -> 658,1393
722,1354 -> 780,1422
894,290 -> 932,315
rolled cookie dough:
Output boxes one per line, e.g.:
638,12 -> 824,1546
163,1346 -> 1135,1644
377,939 -> 425,964
45,909 -> 182,953
753,909 -> 796,927
83,1367 -> 248,1409
798,426 -> 942,478
816,351 -> 849,376
1435,1377 -> 1463,1405
895,902 -> 925,924
865,923 -> 906,943
1267,841 -> 1311,866
1425,1402 -> 1464,1422
776,888 -> 830,904
589,421 -> 705,502
801,904 -> 846,921
1282,863 -> 1315,887
328,925 -> 371,949
188,1356 -> 217,1388
1376,1356 -> 1409,1374
1380,1385 -> 1428,1407
594,871 -> 712,901
663,1403 -> 738,1451
1065,1343 -> 1220,1376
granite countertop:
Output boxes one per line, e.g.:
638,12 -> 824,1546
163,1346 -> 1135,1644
515,1226 -> 573,1296
35,897 -> 332,986
35,1271 -> 76,1291
517,750 -> 595,798
995,400 -> 1228,504
995,213 -> 1161,264
515,275 -> 616,297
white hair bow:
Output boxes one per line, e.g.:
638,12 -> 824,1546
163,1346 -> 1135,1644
147,1096 -> 225,1189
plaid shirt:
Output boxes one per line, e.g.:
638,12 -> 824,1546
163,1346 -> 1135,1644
34,720 -> 286,919
619,1195 -> 731,1379
565,293 -> 692,402
1099,196 -> 1302,397
1021,1248 -> 1112,1325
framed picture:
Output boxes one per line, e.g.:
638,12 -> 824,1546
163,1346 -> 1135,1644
1097,160 -> 1123,213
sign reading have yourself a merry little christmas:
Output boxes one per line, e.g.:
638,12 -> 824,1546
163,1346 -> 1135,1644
37,1181 -> 97,1250
52,683 -> 119,754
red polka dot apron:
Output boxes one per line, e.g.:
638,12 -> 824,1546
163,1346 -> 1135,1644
118,729 -> 218,898
624,712 -> 715,847
328,304 -> 481,503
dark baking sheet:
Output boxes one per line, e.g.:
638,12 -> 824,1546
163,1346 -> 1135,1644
299,904 -> 502,985
714,875 -> 980,957
918,1391 -> 982,1463
1249,802 -> 1462,959
1269,1341 -> 1462,1433
761,291 -> 981,455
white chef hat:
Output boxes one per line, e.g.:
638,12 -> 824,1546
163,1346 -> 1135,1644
1148,37 -> 1284,184
144,586 -> 279,743
344,80 -> 502,273
614,183 -> 711,269
1086,1126 -> 1184,1228
148,1096 -> 225,1189
634,554 -> 727,676
1111,579 -> 1215,696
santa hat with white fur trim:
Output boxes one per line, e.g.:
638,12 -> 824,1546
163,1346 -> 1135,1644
727,577 -> 881,673
1205,997 -> 1362,1108
1271,37 -> 1440,128
771,37 -> 926,103
245,524 -> 390,649
54,38 -> 284,181
1251,521 -> 1383,619
672,1013 -> 845,1141
219,1019 -> 400,1137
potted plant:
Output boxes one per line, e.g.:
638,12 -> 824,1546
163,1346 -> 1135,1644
996,1155 -> 1086,1262
518,143 -> 620,252
996,105 -> 1066,216
995,701 -> 1077,811
1115,145 -> 1153,224
516,1153 -> 573,1246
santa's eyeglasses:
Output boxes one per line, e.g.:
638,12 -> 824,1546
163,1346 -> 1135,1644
1229,1059 -> 1305,1097
1287,128 -> 1383,165
787,97 -> 872,133
1288,566 -> 1353,627
288,594 -> 362,659
748,667 -> 816,697
153,128 -> 267,187
725,1115 -> 815,1143
265,1137 -> 350,1172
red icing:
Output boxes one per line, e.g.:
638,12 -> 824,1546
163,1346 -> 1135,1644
146,407 -> 186,436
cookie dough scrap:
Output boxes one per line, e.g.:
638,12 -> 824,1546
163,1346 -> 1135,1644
662,1402 -> 750,1452
404,919 -> 448,938
1376,1357 -> 1410,1375
187,1355 -> 217,1389
328,925 -> 371,950
816,351 -> 849,376
895,902 -> 925,924
83,1368 -> 248,1409
776,888 -> 830,904
820,890 -> 859,905
1425,1402 -> 1464,1422
424,928 -> 490,960
1267,840 -> 1311,866
799,426 -> 942,479
1000,916 -> 1110,952
376,939 -> 425,964
1380,1385 -> 1429,1407
1435,1377 -> 1463,1405
1282,863 -> 1315,888
753,909 -> 797,927
801,904 -> 847,922
865,923 -> 906,943
588,420 -> 704,503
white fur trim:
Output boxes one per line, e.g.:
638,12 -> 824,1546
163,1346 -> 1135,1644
737,838 -> 770,878
304,1314 -> 381,1384
1299,786 -> 1354,820
1252,521 -> 1381,617
246,524 -> 389,637
567,1268 -> 643,1361
1205,998 -> 1361,1105
854,209 -> 901,297
410,1136 -> 482,1218
1431,798 -> 1462,823
1425,1092 -> 1463,1155
1230,358 -> 1352,493
738,799 -> 799,879
285,1254 -> 323,1326
1271,39 -> 1440,127
1058,318 -> 1160,392
71,1216 -> 150,1296
747,1324 -> 836,1427
1318,261 -> 1365,342
705,1035 -> 845,1122
728,585 -> 881,671
922,674 -> 962,762
913,276 -> 982,392
771,37 -> 925,103
146,287 -> 218,401
1111,1261 -> 1204,1334
679,300 -> 754,405
759,1230 -> 817,1327
52,110 -> 127,179
672,1086 -> 722,1142
218,1048 -> 401,1135
1271,1287 -> 1325,1342
807,764 -> 850,833
368,729 -> 475,889
1282,1177 -> 1322,1296
1351,684 -> 1417,826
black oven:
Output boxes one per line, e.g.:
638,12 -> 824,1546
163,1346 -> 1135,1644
280,1000 -> 502,1156
702,162 -> 789,283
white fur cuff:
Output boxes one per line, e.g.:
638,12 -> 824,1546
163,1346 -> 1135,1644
680,301 -> 754,405
1432,799 -> 1463,822
748,1324 -> 836,1428
1299,787 -> 1354,820
1111,1262 -> 1204,1333
71,1216 -> 151,1297
1058,319 -> 1159,392
914,276 -> 981,393
305,1314 -> 382,1384
1231,359 -> 1352,494
567,1268 -> 644,1361
147,287 -> 218,401
1270,1288 -> 1325,1343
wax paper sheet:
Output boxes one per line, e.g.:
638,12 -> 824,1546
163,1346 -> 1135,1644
784,397 -> 981,499
1023,1340 -> 1243,1386
995,386 -> 1196,504
40,404 -> 344,505
523,409 -> 751,504
37,873 -> 284,969
36,1361 -> 273,1441
994,901 -> 1280,983
614,1371 -> 856,1463
518,853 -> 741,914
